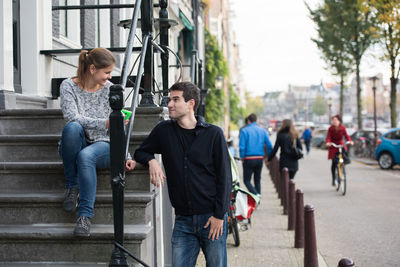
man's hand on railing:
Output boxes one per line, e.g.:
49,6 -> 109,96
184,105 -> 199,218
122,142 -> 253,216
148,159 -> 166,187
125,159 -> 136,171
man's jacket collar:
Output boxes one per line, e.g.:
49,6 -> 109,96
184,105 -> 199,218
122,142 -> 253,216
171,115 -> 210,128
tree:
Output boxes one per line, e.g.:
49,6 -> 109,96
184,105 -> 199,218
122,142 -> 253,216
205,28 -> 228,124
340,0 -> 377,129
360,0 -> 400,127
245,93 -> 264,116
307,0 -> 354,117
229,84 -> 245,126
312,94 -> 327,116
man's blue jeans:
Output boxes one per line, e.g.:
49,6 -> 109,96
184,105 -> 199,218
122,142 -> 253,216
172,213 -> 228,267
58,122 -> 110,218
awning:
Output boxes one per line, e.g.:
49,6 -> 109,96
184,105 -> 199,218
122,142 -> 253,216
179,9 -> 193,31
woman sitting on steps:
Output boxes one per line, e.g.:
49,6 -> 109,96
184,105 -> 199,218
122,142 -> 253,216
59,48 -> 136,237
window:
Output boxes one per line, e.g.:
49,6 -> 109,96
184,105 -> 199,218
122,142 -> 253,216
95,0 -> 111,47
386,131 -> 400,140
59,0 -> 67,37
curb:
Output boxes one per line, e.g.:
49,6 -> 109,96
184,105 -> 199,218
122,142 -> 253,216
352,157 -> 378,166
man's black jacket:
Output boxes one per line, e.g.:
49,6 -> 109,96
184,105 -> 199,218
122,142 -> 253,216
134,116 -> 232,219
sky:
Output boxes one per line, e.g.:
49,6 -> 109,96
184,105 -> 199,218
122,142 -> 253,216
230,0 -> 391,96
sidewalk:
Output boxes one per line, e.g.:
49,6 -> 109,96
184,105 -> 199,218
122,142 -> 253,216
196,165 -> 328,267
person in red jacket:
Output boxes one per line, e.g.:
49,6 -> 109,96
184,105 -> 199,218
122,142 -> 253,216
325,114 -> 353,186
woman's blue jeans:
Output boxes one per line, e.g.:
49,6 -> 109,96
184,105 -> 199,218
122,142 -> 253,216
59,122 -> 110,218
172,213 -> 228,267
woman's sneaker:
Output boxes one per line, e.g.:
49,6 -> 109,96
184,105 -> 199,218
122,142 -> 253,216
63,188 -> 79,212
74,216 -> 91,237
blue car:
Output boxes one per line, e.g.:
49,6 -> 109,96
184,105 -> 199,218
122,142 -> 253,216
375,128 -> 400,169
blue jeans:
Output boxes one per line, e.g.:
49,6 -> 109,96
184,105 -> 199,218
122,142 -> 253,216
243,159 -> 263,195
58,122 -> 110,218
304,140 -> 311,154
172,213 -> 228,267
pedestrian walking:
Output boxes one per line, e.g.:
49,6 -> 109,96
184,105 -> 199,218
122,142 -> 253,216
239,113 -> 273,196
267,119 -> 303,179
59,48 -> 136,237
134,82 -> 232,267
325,114 -> 353,186
302,126 -> 312,154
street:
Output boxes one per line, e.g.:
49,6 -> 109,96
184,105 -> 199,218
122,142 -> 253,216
295,147 -> 400,266
195,135 -> 400,266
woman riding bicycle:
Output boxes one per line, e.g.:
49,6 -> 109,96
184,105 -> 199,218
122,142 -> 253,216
325,114 -> 353,186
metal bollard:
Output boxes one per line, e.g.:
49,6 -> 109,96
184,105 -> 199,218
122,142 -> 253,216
338,258 -> 355,267
282,168 -> 289,215
294,189 -> 304,248
288,180 -> 296,230
304,204 -> 318,267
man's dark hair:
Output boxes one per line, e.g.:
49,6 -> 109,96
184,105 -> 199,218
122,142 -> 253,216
248,113 -> 257,123
170,82 -> 200,112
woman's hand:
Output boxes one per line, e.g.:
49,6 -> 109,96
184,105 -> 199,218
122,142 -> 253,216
125,159 -> 136,171
326,142 -> 331,147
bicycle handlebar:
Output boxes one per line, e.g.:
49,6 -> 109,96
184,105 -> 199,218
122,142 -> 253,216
329,141 -> 352,148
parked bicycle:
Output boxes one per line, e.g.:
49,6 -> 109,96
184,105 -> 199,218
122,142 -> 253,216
228,179 -> 241,246
227,155 -> 259,247
331,142 -> 351,195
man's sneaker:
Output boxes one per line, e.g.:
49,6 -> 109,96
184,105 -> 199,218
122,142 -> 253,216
63,188 -> 79,212
73,216 -> 91,237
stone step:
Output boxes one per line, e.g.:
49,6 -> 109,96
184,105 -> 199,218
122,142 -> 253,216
0,192 -> 155,225
0,262 -> 107,266
0,107 -> 166,135
0,162 -> 151,193
0,224 -> 152,263
0,134 -> 147,162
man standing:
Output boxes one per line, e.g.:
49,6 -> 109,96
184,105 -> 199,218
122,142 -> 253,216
239,113 -> 272,196
302,127 -> 312,154
134,82 -> 232,267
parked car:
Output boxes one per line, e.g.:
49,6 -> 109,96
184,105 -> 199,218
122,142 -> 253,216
349,129 -> 382,158
312,129 -> 327,149
375,128 -> 400,169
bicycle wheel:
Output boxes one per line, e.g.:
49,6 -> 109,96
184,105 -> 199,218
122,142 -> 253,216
228,208 -> 240,246
340,165 -> 346,195
335,165 -> 341,192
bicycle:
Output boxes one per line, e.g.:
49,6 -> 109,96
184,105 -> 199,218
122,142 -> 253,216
228,179 -> 240,247
330,142 -> 351,195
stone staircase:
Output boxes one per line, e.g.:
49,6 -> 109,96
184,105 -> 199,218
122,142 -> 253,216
0,107 -> 167,266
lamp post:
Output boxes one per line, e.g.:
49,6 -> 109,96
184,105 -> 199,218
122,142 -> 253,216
369,76 -> 379,145
215,75 -> 224,90
197,75 -> 223,117
327,97 -> 332,124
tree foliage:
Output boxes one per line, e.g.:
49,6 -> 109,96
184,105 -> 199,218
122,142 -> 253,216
229,84 -> 245,126
307,0 -> 354,117
360,0 -> 400,127
205,29 -> 228,124
312,94 -> 327,116
245,93 -> 264,116
338,0 -> 377,129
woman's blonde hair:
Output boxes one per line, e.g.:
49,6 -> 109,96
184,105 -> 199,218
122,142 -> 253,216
278,119 -> 298,142
76,48 -> 116,88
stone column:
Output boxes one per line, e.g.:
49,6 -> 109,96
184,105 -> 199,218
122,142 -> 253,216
0,0 -> 15,109
20,0 -> 52,97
